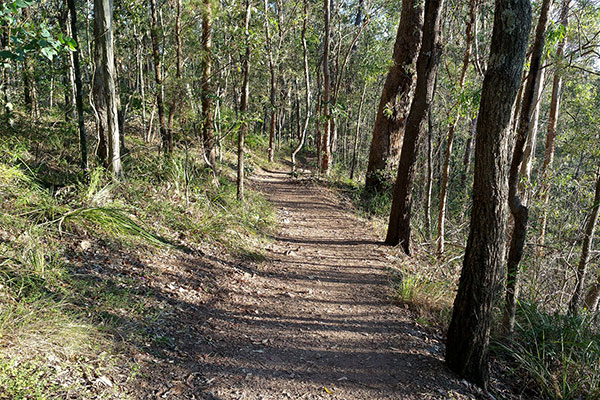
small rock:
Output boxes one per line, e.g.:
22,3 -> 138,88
97,375 -> 113,387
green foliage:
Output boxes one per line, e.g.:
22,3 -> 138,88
496,303 -> 600,399
0,355 -> 60,400
0,1 -> 68,64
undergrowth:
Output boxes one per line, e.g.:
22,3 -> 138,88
0,117 -> 275,398
495,302 -> 600,399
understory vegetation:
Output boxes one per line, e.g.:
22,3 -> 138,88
0,116 -> 275,398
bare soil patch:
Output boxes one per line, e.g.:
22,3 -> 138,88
181,169 -> 484,399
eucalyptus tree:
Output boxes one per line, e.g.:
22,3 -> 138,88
385,0 -> 444,253
446,0 -> 531,387
321,0 -> 331,175
238,0 -> 252,201
502,0 -> 552,335
365,0 -> 424,192
201,0 -> 217,170
94,0 -> 122,177
67,0 -> 88,174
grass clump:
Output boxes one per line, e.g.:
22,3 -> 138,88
389,260 -> 455,327
495,302 -> 600,399
330,176 -> 393,219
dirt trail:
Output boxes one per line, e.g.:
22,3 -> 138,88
191,169 -> 475,399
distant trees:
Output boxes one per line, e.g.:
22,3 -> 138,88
436,0 -> 477,255
263,0 -> 276,164
569,169 -> 600,314
291,0 -> 311,173
446,0 -> 531,387
538,0 -> 571,254
502,0 -> 552,335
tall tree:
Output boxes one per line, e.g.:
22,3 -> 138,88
201,0 -> 216,170
436,0 -> 478,254
67,0 -> 88,175
364,0 -> 425,192
446,0 -> 532,387
385,0 -> 444,253
94,0 -> 122,177
167,0 -> 183,140
321,0 -> 332,175
237,0 -> 251,201
264,0 -> 276,163
149,0 -> 172,153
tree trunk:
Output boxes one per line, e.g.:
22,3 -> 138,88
167,0 -> 183,140
584,282 -> 600,313
519,68 -> 545,199
569,169 -> 600,314
22,7 -> 38,118
350,81 -> 367,181
94,0 -> 122,177
425,109 -> 433,241
503,0 -> 551,336
364,0 -> 425,192
64,8 -> 77,122
264,0 -> 276,163
436,0 -> 477,254
201,0 -> 216,169
136,29 -> 148,140
237,0 -> 251,201
93,15 -> 109,165
68,0 -> 89,175
539,0 -> 570,256
445,0 -> 531,388
316,67 -> 322,169
385,0 -> 444,254
292,0 -> 311,173
321,0 -> 332,175
459,116 -> 477,198
149,0 -> 172,153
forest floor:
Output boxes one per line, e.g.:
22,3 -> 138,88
122,168 -> 494,399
